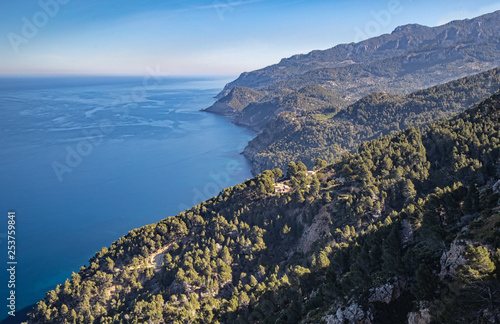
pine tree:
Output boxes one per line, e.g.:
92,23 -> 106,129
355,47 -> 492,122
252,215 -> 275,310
287,162 -> 298,178
297,161 -> 307,172
293,189 -> 305,204
458,245 -> 496,282
381,225 -> 403,276
411,263 -> 439,300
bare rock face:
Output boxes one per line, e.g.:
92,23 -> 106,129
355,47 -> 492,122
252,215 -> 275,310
439,239 -> 470,279
368,278 -> 407,304
400,219 -> 415,248
295,205 -> 332,253
322,302 -> 372,324
407,303 -> 431,324
481,307 -> 500,323
168,279 -> 186,295
492,179 -> 500,193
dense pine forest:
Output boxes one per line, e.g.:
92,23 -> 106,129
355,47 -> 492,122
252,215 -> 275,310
243,67 -> 500,174
27,90 -> 500,323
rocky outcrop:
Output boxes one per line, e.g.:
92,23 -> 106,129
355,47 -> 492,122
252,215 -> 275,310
439,239 -> 470,279
400,219 -> 415,248
321,278 -> 410,323
368,278 -> 407,304
481,308 -> 500,323
492,179 -> 500,193
407,302 -> 432,324
322,302 -> 372,324
295,206 -> 331,253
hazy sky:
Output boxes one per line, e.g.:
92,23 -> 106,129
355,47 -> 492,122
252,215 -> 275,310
1,0 -> 499,76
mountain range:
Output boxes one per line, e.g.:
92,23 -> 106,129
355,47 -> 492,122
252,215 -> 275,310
205,10 -> 500,131
203,11 -> 500,176
26,11 -> 500,324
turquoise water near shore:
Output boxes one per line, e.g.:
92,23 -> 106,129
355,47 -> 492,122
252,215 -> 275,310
0,77 -> 254,322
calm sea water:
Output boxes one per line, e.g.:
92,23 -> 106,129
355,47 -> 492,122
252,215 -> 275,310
0,76 -> 254,322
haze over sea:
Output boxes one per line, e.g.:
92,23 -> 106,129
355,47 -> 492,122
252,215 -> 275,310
0,76 -> 254,322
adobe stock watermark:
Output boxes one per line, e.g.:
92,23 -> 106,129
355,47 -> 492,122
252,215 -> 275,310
51,66 -> 165,183
211,0 -> 261,21
7,0 -> 71,54
354,0 -> 404,43
177,140 -> 249,212
212,0 -> 236,21
177,160 -> 244,212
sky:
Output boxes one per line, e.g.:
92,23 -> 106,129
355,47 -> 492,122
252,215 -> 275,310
0,0 -> 499,76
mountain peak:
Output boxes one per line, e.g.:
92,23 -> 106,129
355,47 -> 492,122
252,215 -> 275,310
391,23 -> 429,34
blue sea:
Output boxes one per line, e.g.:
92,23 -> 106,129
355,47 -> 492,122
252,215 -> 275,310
0,76 -> 254,322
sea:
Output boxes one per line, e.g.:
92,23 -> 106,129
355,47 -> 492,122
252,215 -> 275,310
0,76 -> 254,323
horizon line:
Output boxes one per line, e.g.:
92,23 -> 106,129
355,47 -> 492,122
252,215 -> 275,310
0,73 -> 239,78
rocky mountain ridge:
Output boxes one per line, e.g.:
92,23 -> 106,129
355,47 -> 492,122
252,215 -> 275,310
206,11 -> 500,132
216,10 -> 500,99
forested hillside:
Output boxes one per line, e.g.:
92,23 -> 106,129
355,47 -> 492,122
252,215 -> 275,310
28,92 -> 500,324
232,84 -> 348,132
244,67 -> 500,174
